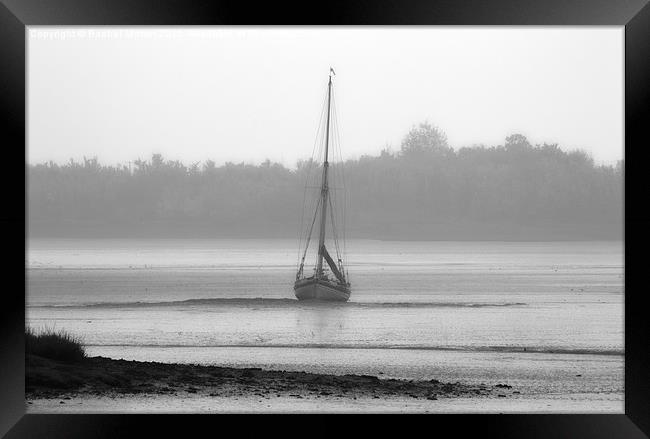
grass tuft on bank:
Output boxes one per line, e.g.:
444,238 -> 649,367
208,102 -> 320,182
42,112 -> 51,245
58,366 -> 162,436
26,327 -> 86,363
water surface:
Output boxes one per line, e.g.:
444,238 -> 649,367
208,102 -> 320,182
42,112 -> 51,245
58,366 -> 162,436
26,239 -> 624,412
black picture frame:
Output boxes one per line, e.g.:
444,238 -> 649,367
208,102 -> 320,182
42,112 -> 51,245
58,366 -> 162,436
2,0 -> 648,437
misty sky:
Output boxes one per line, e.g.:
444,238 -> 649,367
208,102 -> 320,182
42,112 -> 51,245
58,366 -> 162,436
28,27 -> 623,167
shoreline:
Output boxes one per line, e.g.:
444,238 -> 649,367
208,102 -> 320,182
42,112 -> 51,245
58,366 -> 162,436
26,354 -> 515,402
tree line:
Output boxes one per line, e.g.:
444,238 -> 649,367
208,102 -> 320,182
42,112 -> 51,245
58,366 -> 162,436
27,122 -> 623,240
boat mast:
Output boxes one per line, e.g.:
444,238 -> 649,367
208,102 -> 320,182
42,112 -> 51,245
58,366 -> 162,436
316,71 -> 333,278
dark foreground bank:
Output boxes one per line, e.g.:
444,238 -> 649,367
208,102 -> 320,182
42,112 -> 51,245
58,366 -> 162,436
26,354 -> 516,401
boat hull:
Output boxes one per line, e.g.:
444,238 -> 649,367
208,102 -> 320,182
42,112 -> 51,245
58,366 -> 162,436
294,278 -> 350,302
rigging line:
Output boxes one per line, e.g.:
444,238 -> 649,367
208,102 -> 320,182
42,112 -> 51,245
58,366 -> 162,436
306,91 -> 328,191
331,90 -> 347,259
329,93 -> 340,218
337,116 -> 347,259
297,87 -> 329,265
320,83 -> 345,270
327,102 -> 339,261
326,108 -> 342,262
307,98 -> 328,248
300,195 -> 322,270
330,179 -> 342,262
328,193 -> 342,262
301,82 -> 330,264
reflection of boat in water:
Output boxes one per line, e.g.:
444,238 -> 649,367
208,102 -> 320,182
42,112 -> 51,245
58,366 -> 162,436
294,68 -> 351,302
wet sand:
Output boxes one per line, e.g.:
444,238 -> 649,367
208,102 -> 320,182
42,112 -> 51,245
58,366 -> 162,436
26,354 -> 515,406
27,393 -> 622,414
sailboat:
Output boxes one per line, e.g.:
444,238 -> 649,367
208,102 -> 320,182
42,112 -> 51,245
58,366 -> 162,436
294,69 -> 351,302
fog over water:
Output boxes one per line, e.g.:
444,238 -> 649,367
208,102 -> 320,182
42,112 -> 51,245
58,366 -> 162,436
26,239 -> 624,412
